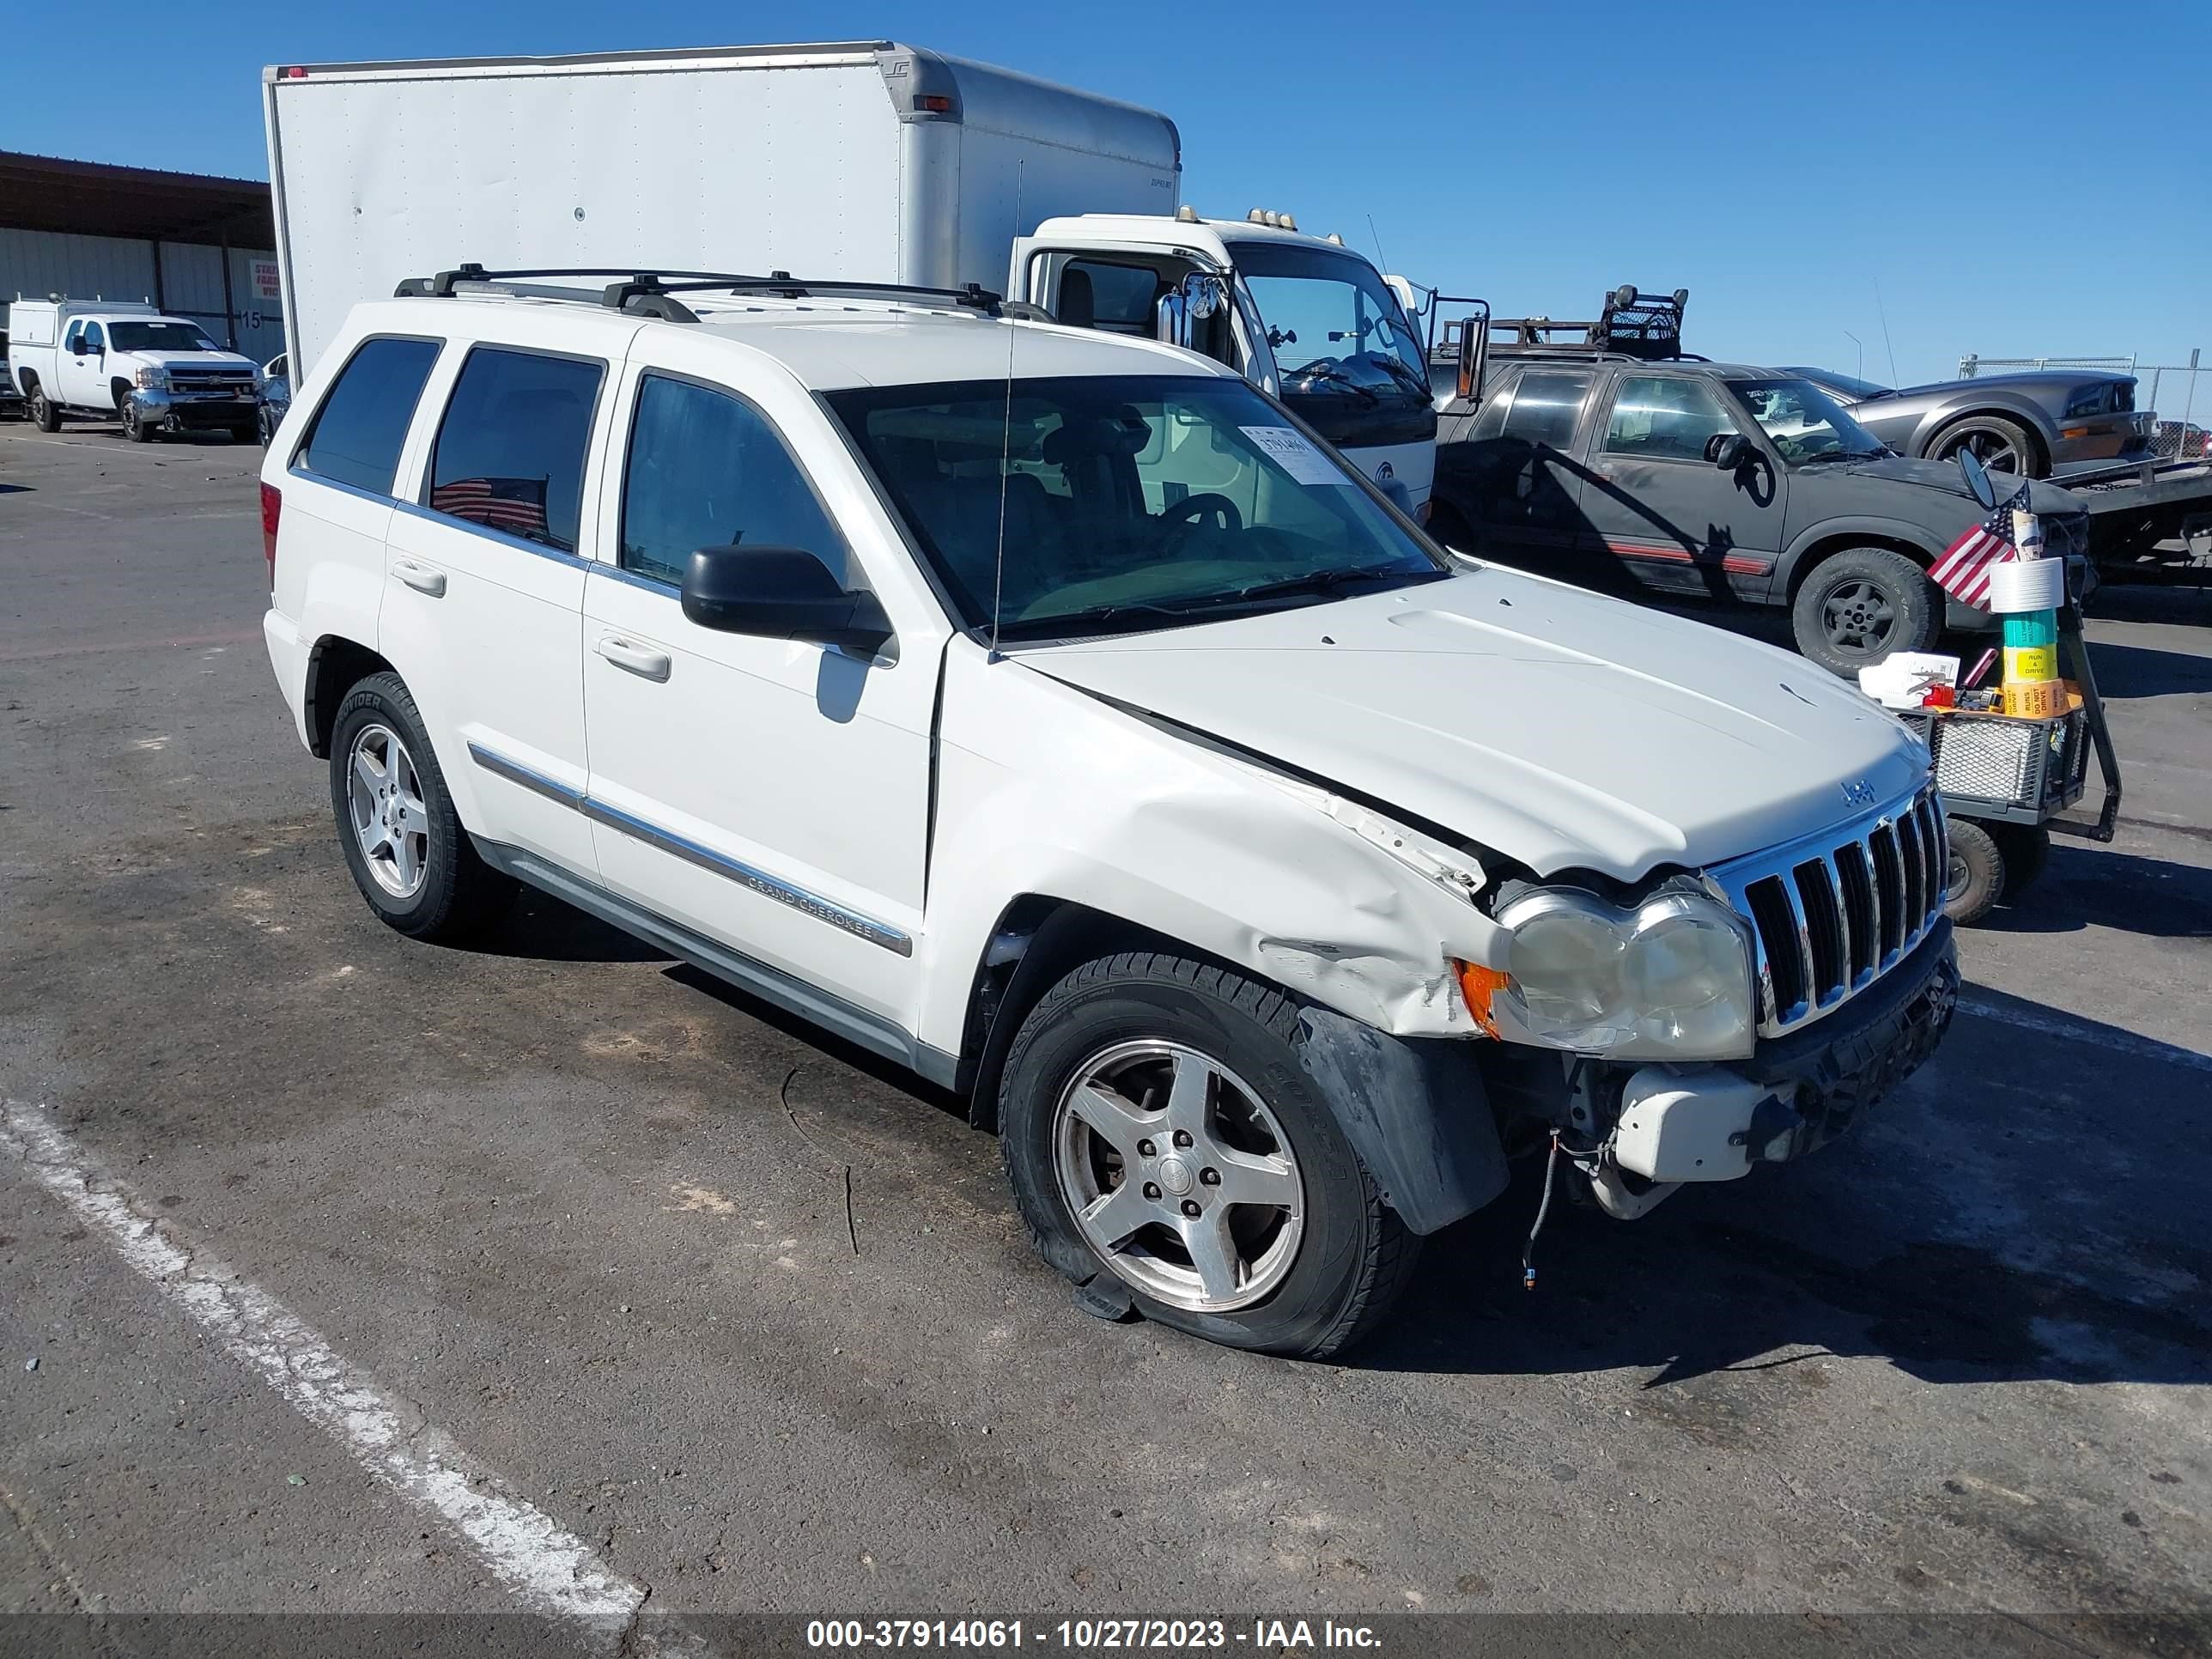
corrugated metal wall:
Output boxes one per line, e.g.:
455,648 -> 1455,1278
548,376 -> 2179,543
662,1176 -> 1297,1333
1,228 -> 285,363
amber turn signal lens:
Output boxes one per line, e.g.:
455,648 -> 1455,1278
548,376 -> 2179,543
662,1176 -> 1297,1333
1454,960 -> 1509,1039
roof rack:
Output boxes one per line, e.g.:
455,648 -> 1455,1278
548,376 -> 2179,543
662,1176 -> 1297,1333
395,263 -> 1010,320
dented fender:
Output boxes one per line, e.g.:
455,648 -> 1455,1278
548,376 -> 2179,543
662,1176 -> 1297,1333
915,639 -> 1507,1061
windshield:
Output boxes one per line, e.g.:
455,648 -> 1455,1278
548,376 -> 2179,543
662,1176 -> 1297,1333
1233,244 -> 1430,404
826,374 -> 1445,641
109,320 -> 220,353
1729,378 -> 1887,463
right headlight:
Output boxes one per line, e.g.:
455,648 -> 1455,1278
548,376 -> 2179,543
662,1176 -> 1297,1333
1468,886 -> 1757,1060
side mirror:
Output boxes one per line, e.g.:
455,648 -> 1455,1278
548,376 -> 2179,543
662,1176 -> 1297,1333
681,545 -> 893,657
1455,312 -> 1491,404
1705,433 -> 1750,470
1159,273 -> 1229,353
1955,445 -> 1998,510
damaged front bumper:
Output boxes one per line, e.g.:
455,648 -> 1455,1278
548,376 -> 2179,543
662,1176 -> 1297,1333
1586,921 -> 1957,1216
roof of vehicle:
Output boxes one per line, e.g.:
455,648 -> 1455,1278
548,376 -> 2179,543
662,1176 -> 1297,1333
354,289 -> 1235,391
1492,354 -> 1797,382
1031,212 -> 1377,270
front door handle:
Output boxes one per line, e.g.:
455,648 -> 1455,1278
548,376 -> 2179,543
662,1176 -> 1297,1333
595,635 -> 672,683
392,558 -> 447,597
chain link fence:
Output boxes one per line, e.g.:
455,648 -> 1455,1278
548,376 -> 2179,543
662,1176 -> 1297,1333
1959,349 -> 2207,459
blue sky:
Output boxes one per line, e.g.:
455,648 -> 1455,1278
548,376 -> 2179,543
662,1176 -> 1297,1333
8,0 -> 2207,393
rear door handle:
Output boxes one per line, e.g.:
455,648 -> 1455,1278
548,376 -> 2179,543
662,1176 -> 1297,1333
595,635 -> 672,683
392,558 -> 447,598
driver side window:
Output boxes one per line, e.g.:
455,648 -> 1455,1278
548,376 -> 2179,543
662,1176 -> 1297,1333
1601,374 -> 1734,462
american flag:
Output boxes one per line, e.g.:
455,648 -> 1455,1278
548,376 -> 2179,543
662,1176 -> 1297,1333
1928,483 -> 2032,608
430,476 -> 550,541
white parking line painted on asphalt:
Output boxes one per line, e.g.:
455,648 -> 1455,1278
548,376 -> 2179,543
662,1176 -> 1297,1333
1958,995 -> 2212,1074
0,1099 -> 647,1642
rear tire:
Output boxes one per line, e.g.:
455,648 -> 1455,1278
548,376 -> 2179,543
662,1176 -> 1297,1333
1000,951 -> 1419,1359
1929,414 -> 2043,480
1790,546 -> 1942,678
28,386 -> 62,433
1942,818 -> 2006,926
327,672 -> 511,941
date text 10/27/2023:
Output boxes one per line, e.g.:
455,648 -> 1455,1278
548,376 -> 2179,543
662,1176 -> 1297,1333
805,1620 -> 1383,1650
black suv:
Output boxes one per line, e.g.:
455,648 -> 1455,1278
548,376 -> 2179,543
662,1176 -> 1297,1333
1425,289 -> 2092,676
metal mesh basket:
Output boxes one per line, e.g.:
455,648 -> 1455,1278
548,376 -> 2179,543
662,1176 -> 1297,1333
1906,706 -> 2087,817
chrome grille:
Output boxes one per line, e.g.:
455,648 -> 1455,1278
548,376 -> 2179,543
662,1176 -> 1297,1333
1711,788 -> 1947,1037
167,366 -> 255,392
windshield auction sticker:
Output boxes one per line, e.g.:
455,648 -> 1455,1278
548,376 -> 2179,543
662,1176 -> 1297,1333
1239,425 -> 1351,486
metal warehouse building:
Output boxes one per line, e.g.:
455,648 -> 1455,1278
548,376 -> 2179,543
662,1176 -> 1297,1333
1,151 -> 285,366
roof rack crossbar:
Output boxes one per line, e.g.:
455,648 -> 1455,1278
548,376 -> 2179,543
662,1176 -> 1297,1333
395,264 -> 1007,318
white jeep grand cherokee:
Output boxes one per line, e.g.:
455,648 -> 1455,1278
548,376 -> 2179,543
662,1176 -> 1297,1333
260,270 -> 1957,1358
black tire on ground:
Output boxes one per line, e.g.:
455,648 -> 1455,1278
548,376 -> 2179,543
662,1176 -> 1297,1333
1928,413 -> 2043,480
999,951 -> 1421,1359
1990,822 -> 2051,900
232,419 -> 261,445
327,672 -> 511,941
28,386 -> 62,433
121,397 -> 157,443
1943,818 -> 2006,926
1790,545 -> 1943,678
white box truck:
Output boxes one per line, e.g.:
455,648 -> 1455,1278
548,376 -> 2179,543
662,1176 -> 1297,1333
262,40 -> 1434,510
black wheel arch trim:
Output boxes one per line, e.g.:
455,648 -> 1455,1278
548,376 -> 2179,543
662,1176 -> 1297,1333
1777,519 -> 1941,596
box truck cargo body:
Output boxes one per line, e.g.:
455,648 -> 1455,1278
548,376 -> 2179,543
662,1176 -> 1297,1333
264,40 -> 1432,508
263,42 -> 1179,379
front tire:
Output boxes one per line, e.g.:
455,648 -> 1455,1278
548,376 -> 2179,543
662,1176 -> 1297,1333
28,386 -> 62,433
327,672 -> 509,941
121,397 -> 157,443
1929,414 -> 2042,480
1790,546 -> 1942,677
1000,953 -> 1419,1358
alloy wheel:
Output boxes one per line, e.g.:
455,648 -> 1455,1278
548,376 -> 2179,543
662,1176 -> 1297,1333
346,723 -> 431,898
1942,427 -> 2022,476
1051,1040 -> 1304,1313
1820,578 -> 1897,656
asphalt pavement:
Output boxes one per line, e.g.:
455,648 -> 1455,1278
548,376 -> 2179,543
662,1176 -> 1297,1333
2,422 -> 2207,1656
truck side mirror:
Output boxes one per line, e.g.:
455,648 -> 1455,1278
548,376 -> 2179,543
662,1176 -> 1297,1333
1706,433 -> 1749,471
1159,274 -> 1228,354
681,545 -> 893,658
1455,313 -> 1490,404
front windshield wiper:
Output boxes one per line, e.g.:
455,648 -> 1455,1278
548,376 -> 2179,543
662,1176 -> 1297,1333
1282,363 -> 1380,404
1213,564 -> 1440,606
1797,448 -> 1889,464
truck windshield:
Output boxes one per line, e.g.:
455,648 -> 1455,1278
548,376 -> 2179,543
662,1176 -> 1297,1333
1728,378 -> 1888,463
1233,244 -> 1431,409
108,321 -> 220,352
826,374 -> 1444,641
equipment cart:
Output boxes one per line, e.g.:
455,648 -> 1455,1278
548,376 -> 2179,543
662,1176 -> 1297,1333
1906,602 -> 2122,924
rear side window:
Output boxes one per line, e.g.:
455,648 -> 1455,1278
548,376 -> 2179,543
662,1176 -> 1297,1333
620,374 -> 847,587
295,337 -> 441,496
426,348 -> 605,552
1500,370 -> 1591,448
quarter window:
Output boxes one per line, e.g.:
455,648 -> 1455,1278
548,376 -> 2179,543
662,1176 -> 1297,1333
295,337 -> 441,496
1500,370 -> 1591,448
1601,374 -> 1735,462
425,348 -> 604,552
619,374 -> 847,587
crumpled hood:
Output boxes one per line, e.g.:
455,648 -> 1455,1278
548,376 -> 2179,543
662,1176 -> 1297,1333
1020,566 -> 1927,881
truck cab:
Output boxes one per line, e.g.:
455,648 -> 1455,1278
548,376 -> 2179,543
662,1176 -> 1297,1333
1012,211 -> 1437,515
7,298 -> 261,442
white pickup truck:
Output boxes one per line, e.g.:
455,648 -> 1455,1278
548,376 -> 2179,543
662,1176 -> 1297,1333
7,299 -> 262,442
260,272 -> 1958,1358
